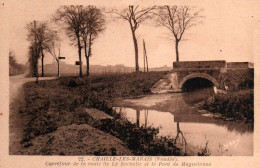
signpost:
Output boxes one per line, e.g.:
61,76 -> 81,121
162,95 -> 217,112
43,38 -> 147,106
75,61 -> 81,65
58,57 -> 65,77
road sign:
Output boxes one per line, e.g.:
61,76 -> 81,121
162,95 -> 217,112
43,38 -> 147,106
59,57 -> 65,59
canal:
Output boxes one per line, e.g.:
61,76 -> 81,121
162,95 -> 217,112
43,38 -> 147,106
112,87 -> 253,156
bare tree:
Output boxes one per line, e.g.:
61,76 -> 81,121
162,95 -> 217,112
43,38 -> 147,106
81,6 -> 105,76
53,5 -> 85,77
45,34 -> 62,77
155,6 -> 203,62
110,6 -> 155,72
26,21 -> 56,77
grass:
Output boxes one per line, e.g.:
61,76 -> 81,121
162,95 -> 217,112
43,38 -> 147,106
19,71 -> 184,155
219,69 -> 254,91
19,69 -> 253,155
200,90 -> 253,121
199,69 -> 254,122
59,72 -> 168,98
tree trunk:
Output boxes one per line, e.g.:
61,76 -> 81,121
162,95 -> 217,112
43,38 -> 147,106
175,41 -> 179,62
35,59 -> 39,84
57,59 -> 60,77
41,50 -> 44,77
144,109 -> 148,127
77,35 -> 82,77
33,46 -> 39,83
143,40 -> 145,72
86,56 -> 89,76
131,29 -> 139,72
84,40 -> 90,76
84,40 -> 87,75
134,36 -> 139,72
87,34 -> 92,76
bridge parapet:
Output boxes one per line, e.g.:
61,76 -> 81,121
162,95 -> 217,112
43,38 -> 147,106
173,60 -> 227,69
227,62 -> 254,70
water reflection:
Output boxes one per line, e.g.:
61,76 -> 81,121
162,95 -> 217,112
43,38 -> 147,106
134,109 -> 149,128
144,109 -> 148,128
113,106 -> 253,156
136,109 -> 140,127
133,108 -> 187,153
113,87 -> 253,156
181,87 -> 214,105
174,121 -> 187,154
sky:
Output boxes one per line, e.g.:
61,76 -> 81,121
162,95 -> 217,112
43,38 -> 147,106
6,0 -> 260,68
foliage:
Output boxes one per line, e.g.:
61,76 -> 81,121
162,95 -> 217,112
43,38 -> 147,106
199,69 -> 254,122
59,71 -> 167,98
27,44 -> 41,78
26,20 -> 57,51
26,20 -> 58,77
97,119 -> 181,155
219,69 -> 254,91
53,5 -> 86,77
81,6 -> 105,39
9,51 -> 26,76
201,90 -> 253,121
53,5 -> 106,77
81,6 -> 106,76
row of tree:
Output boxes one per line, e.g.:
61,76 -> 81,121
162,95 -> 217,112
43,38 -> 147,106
9,51 -> 26,76
26,5 -> 105,79
53,5 -> 105,77
26,20 -> 57,79
26,5 -> 202,80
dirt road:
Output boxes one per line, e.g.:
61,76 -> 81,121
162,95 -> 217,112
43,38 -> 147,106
9,74 -> 56,154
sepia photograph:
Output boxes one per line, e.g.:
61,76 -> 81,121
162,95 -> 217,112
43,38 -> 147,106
1,0 -> 260,167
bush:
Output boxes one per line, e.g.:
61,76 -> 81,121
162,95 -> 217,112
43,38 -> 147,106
219,69 -> 254,91
201,90 -> 253,121
96,118 -> 180,155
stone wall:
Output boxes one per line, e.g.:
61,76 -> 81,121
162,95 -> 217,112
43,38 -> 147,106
227,62 -> 253,69
173,60 -> 227,69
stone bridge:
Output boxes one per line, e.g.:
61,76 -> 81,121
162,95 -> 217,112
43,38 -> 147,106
151,60 -> 228,93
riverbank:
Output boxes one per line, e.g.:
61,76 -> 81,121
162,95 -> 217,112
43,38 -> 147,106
197,89 -> 253,122
17,71 -> 187,155
198,69 -> 254,123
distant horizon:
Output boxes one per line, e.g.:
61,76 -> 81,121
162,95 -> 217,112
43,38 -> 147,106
21,59 -> 255,66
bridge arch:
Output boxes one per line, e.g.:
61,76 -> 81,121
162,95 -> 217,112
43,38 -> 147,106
179,73 -> 219,89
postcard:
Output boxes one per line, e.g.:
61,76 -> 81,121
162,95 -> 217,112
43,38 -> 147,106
1,0 -> 259,167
